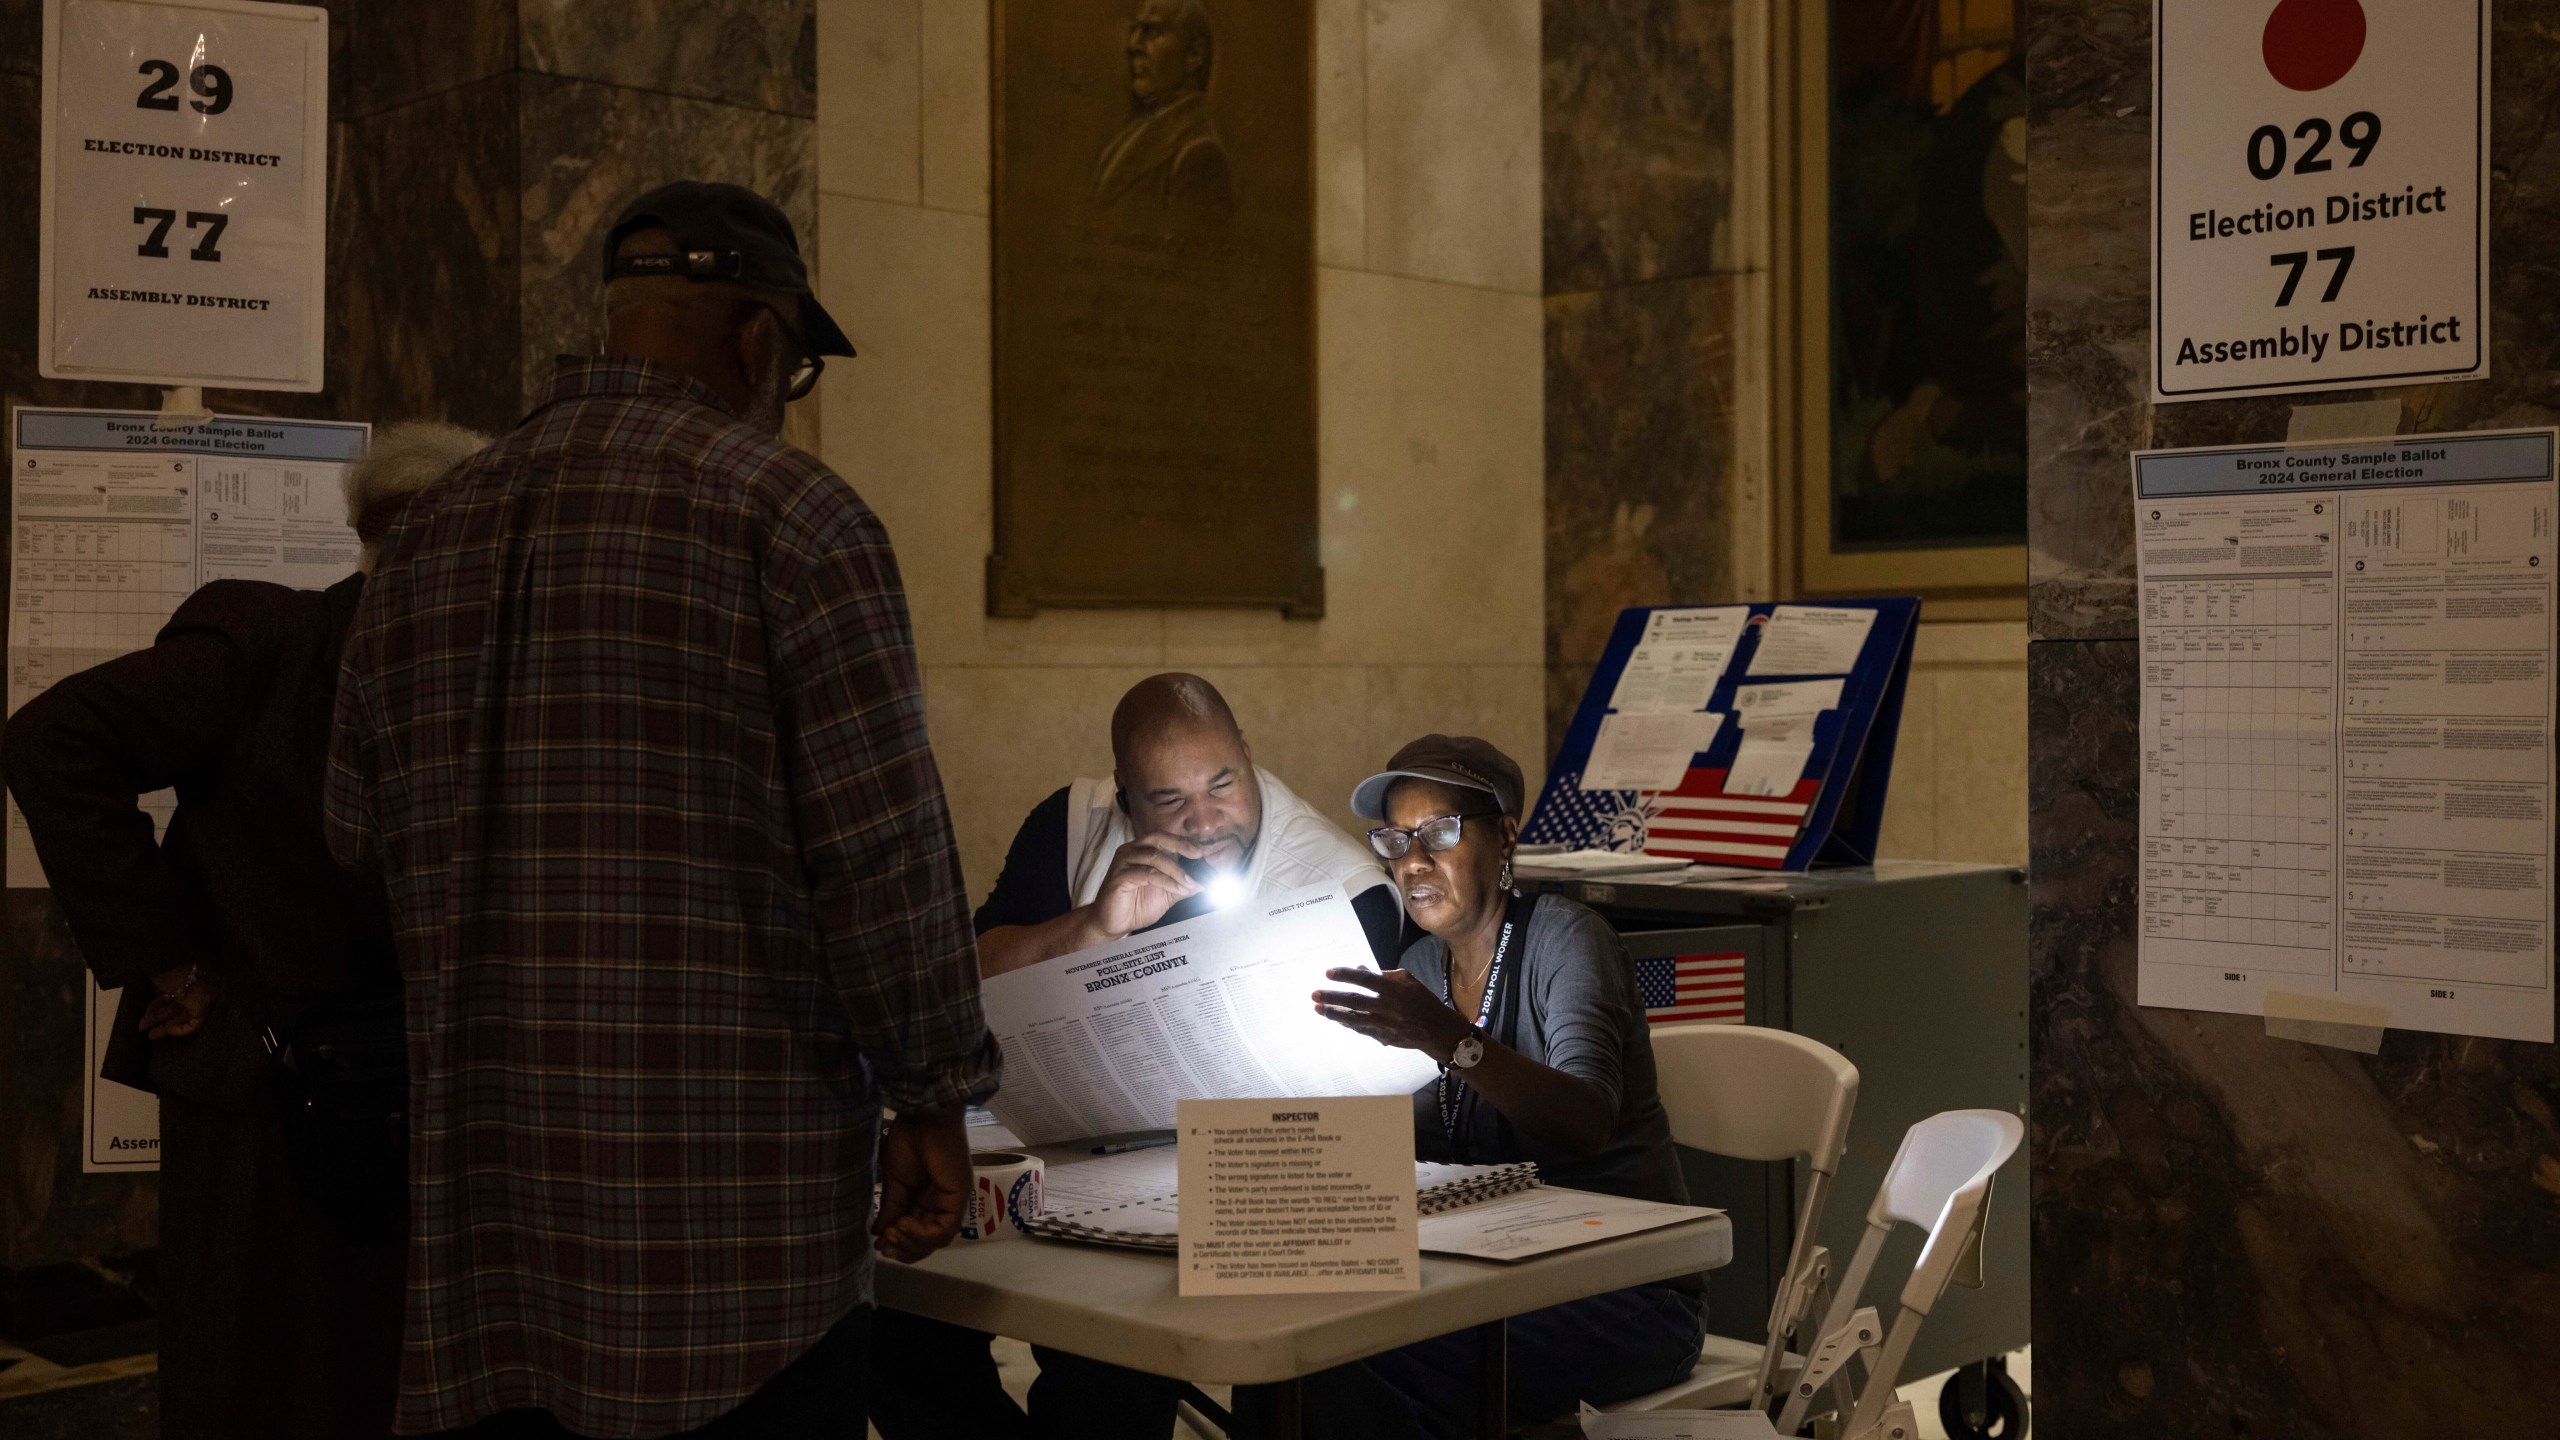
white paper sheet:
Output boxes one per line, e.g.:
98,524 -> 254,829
7,408 -> 367,887
1610,607 -> 1750,714
1177,1095 -> 1420,1295
1746,604 -> 1876,676
2134,429 -> 2558,1042
1582,711 -> 1725,793
980,885 -> 1442,1145
1731,679 -> 1844,716
1725,713 -> 1818,799
1416,1185 -> 1718,1261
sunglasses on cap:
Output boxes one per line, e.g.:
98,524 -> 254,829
1367,809 -> 1499,860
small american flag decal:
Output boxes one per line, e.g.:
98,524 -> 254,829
1636,952 -> 1747,1024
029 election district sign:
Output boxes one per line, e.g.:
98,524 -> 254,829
39,0 -> 328,392
2152,0 -> 2488,404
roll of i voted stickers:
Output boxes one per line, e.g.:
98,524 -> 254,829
958,1150 -> 1043,1242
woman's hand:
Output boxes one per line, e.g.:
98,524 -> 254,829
138,964 -> 214,1040
1313,967 -> 1473,1062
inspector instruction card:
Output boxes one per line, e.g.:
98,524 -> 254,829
2133,429 -> 2556,1042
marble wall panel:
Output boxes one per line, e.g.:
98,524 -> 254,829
1364,0 -> 1543,295
2026,1 -> 2560,641
1541,0 -> 1733,295
516,73 -> 814,416
521,0 -> 816,118
2028,639 -> 2560,1437
1543,272 -> 1735,751
349,0 -> 513,118
337,75 -> 524,434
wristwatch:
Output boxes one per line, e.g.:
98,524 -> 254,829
1447,1030 -> 1486,1070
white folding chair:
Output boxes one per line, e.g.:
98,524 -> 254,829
1603,1023 -> 1858,1415
1773,1108 -> 2026,1440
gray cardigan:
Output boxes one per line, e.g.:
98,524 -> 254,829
1400,893 -> 1689,1205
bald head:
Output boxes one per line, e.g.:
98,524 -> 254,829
1111,674 -> 1261,868
1111,673 -> 1239,760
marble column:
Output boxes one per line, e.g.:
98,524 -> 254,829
2027,3 -> 2560,1434
1542,0 -> 1740,751
0,0 -> 813,1284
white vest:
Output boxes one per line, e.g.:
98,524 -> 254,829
1063,766 -> 1389,909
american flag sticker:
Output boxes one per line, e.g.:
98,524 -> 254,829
1636,952 -> 1747,1025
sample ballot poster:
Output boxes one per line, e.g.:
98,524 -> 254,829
2133,429 -> 2556,1042
2152,0 -> 2488,402
8,406 -> 367,1168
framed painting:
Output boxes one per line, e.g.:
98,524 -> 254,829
1793,0 -> 2026,603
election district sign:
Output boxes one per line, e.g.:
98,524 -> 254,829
39,0 -> 328,391
2153,1 -> 2487,403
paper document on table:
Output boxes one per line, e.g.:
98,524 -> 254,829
980,884 -> 1441,1145
1578,1404 -> 1781,1440
1746,604 -> 1876,676
1582,711 -> 1724,792
1416,1186 -> 1717,1261
2133,428 -> 2559,1042
1609,607 -> 1748,714
7,407 -> 369,887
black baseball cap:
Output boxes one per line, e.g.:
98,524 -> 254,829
604,181 -> 856,357
1351,735 -> 1527,820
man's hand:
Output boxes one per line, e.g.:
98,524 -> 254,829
1089,832 -> 1208,939
138,964 -> 214,1041
874,1106 -> 975,1264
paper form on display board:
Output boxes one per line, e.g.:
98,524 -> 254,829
1745,604 -> 1876,676
1608,606 -> 1749,714
2132,427 -> 2557,1042
1581,711 -> 1725,793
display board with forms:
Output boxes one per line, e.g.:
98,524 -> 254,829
1522,600 -> 1919,870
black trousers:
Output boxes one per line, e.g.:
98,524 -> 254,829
426,1306 -> 873,1439
866,1308 -> 1186,1440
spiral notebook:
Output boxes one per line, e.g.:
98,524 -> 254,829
1021,1150 -> 1542,1253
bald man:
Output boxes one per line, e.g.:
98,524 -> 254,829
867,673 -> 1399,1440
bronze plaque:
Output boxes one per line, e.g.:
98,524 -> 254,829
990,0 -> 1319,617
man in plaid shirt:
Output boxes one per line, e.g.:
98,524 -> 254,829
327,183 -> 998,1438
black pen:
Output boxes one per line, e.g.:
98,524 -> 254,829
1091,1137 -> 1177,1155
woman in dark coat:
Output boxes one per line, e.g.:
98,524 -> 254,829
4,421 -> 483,1439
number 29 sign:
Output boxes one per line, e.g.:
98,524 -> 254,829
2152,0 -> 2488,404
39,0 -> 328,392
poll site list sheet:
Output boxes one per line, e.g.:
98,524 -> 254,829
979,884 -> 1439,1146
2132,429 -> 2557,1042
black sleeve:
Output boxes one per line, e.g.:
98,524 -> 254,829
971,784 -> 1076,936
1349,881 -> 1407,969
2,582 -> 276,989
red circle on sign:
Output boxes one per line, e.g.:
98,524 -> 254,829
2262,0 -> 2367,92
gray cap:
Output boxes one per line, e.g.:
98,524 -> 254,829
1350,734 -> 1526,820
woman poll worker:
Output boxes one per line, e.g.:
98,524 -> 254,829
1248,734 -> 1707,1439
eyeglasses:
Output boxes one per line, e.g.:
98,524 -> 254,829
1367,810 -> 1498,860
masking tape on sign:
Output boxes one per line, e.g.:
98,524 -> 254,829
2263,989 -> 2389,1054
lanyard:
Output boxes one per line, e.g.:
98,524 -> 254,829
1437,895 -> 1522,1147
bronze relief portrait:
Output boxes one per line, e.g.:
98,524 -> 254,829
991,0 -> 1317,617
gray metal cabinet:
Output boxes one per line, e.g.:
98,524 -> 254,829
1522,860 -> 2029,1379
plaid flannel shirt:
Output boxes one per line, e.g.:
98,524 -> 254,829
327,357 -> 997,1438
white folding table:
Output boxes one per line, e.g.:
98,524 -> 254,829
875,1192 -> 1731,1439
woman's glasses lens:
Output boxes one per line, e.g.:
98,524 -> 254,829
1366,814 -> 1476,860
